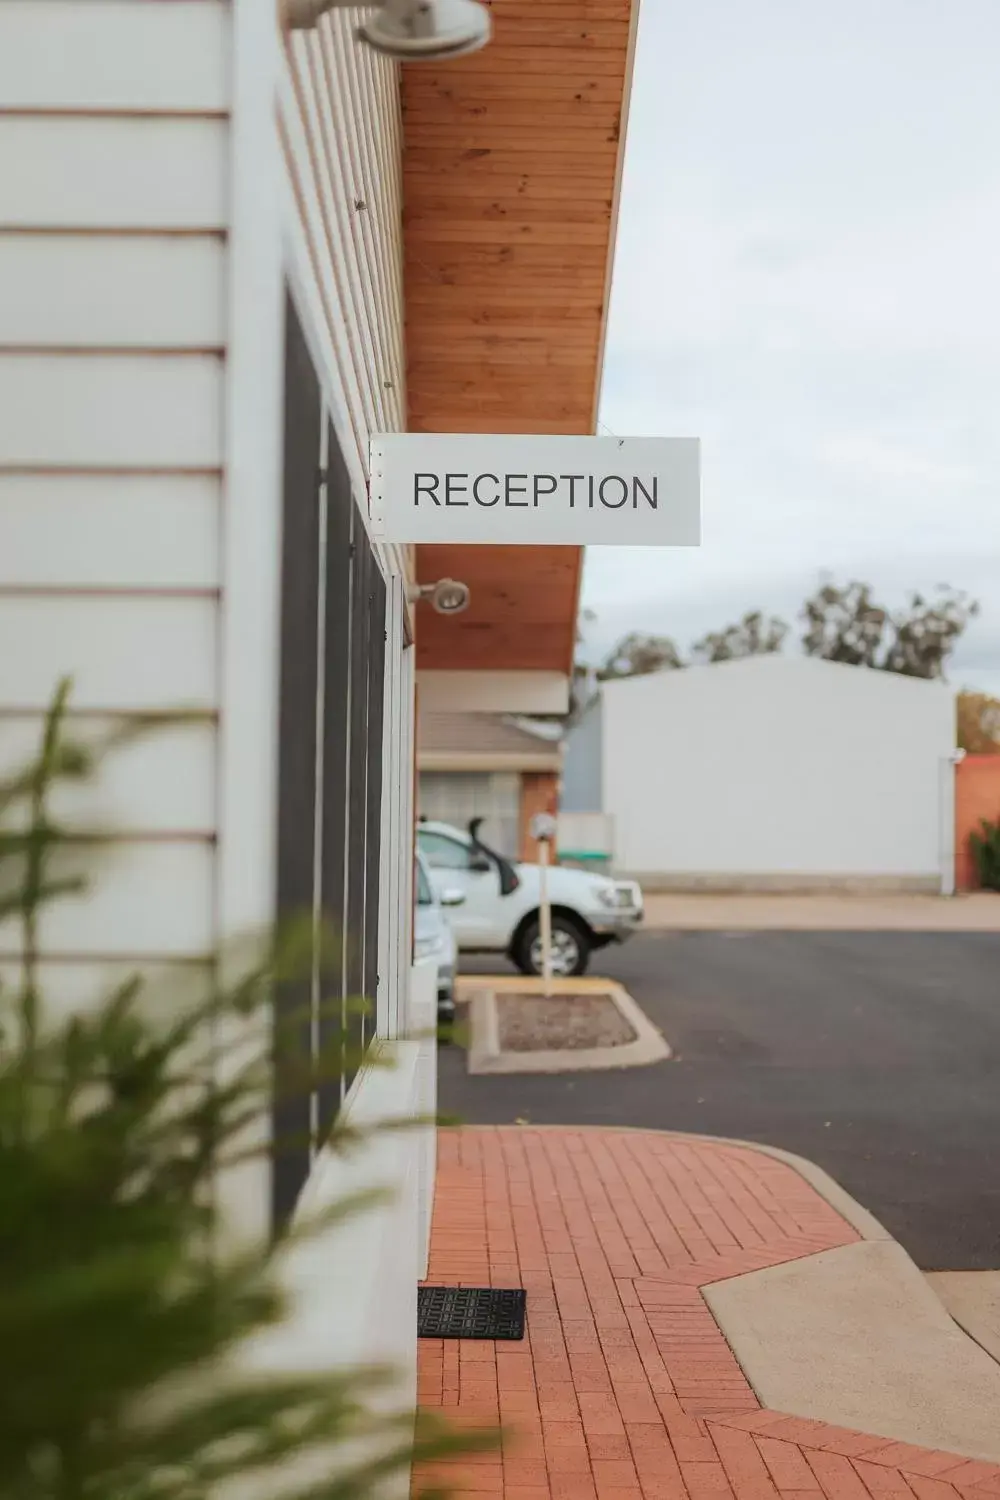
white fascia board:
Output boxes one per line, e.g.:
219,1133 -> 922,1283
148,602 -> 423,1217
417,670 -> 569,716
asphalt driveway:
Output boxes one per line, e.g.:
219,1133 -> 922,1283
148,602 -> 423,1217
441,930 -> 1000,1270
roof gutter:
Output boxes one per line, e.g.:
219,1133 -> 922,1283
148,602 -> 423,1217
562,0 -> 643,679
589,0 -> 643,436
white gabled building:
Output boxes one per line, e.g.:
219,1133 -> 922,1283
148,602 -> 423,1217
566,656 -> 958,893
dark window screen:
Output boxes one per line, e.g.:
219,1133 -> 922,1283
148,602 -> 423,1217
272,295 -> 389,1232
344,513 -> 370,1088
272,292 -> 321,1234
364,565 -> 387,1011
318,421 -> 352,1139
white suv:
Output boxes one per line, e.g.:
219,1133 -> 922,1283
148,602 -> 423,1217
413,851 -> 460,1020
416,818 -> 643,977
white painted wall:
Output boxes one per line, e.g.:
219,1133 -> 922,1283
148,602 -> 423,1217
0,0 -> 416,1006
241,964 -> 435,1500
248,961 -> 437,1373
0,0 -> 229,979
0,0 -> 231,110
602,656 -> 956,890
0,0 -> 430,1376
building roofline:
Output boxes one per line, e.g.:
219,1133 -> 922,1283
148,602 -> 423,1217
590,0 -> 643,435
598,652 -> 959,695
419,750 -> 562,774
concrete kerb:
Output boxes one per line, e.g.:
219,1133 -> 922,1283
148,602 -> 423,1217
464,979 -> 672,1075
926,1272 -> 1000,1365
639,891 -> 1000,932
455,974 -> 637,998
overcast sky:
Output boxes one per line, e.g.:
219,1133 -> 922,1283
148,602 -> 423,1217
586,0 -> 1000,693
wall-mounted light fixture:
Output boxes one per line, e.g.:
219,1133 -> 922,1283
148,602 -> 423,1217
283,0 -> 491,60
407,579 -> 471,616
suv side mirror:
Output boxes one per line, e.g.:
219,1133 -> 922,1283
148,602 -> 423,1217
441,888 -> 466,908
468,850 -> 492,874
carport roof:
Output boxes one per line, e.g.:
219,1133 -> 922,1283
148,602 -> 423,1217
401,0 -> 640,679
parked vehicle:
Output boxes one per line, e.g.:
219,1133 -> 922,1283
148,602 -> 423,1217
414,850 -> 462,1019
416,818 -> 643,977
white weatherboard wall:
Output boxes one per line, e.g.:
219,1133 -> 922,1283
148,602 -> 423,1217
247,961 -> 438,1384
602,656 -> 956,892
0,0 -> 428,1435
0,0 -> 230,977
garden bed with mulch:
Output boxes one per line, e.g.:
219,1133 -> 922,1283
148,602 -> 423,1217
466,979 -> 671,1075
496,992 -> 637,1052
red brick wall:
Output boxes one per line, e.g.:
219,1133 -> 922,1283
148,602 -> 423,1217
955,755 -> 1000,890
519,772 -> 559,862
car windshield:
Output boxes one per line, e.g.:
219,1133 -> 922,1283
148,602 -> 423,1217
415,860 -> 434,906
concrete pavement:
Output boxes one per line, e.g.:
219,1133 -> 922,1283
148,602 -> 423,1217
927,1273 -> 1000,1365
641,892 -> 1000,931
707,1241 -> 1000,1459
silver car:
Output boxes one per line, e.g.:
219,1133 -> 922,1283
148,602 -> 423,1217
414,851 -> 462,1020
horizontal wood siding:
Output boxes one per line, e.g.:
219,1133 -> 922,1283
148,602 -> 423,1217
0,0 -> 229,972
0,960 -> 213,1023
0,118 -> 229,230
0,718 -> 216,834
0,475 -> 220,589
0,844 -> 216,959
0,597 -> 218,712
0,354 -> 224,469
0,0 -> 230,113
0,236 -> 227,348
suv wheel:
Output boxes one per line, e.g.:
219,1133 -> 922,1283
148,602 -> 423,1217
512,914 -> 591,978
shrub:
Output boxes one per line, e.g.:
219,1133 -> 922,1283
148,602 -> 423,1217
0,682 -> 488,1500
969,816 -> 1000,893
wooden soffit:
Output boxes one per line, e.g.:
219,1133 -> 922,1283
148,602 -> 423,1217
400,0 -> 638,675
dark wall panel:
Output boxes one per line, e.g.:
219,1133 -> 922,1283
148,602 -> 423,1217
318,423 -> 353,1136
272,295 -> 391,1226
344,514 -> 371,1088
364,567 -> 387,1012
272,292 -> 322,1234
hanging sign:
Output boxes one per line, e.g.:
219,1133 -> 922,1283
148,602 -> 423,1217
369,433 -> 700,547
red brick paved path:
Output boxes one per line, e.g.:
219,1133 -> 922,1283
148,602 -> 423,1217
415,1128 -> 1000,1500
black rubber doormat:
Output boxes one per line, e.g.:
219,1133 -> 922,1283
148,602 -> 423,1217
418,1286 -> 526,1341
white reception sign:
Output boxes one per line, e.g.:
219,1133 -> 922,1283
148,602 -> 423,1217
369,434 -> 700,547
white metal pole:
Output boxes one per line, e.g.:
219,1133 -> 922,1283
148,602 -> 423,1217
539,837 -> 552,997
940,750 -> 964,898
